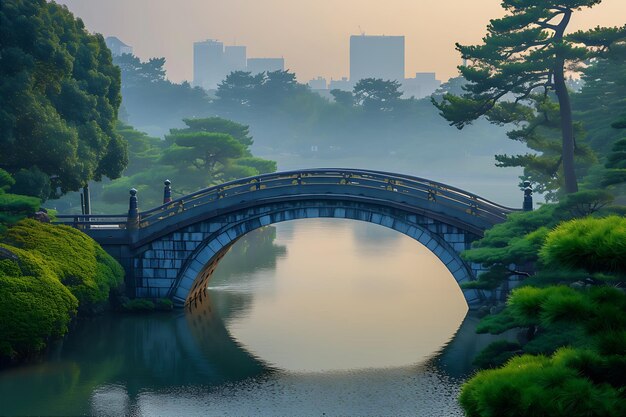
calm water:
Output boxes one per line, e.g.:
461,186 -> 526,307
0,219 -> 493,416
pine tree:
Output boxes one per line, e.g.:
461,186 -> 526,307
433,0 -> 625,195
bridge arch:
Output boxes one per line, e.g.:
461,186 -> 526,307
168,201 -> 484,308
58,169 -> 516,309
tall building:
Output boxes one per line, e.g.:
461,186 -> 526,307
193,39 -> 227,90
247,58 -> 285,74
105,36 -> 133,57
350,35 -> 405,83
224,45 -> 247,72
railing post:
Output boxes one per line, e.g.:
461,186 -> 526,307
523,180 -> 533,211
83,184 -> 91,215
127,188 -> 139,229
163,179 -> 172,204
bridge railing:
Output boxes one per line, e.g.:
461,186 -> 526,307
54,214 -> 128,229
55,169 -> 518,230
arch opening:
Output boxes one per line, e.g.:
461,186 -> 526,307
187,218 -> 469,372
169,204 -> 484,308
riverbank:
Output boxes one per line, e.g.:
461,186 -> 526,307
0,219 -> 125,367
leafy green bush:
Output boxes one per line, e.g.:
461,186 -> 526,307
540,216 -> 626,274
0,194 -> 40,226
4,220 -> 124,314
468,284 -> 626,416
0,169 -> 40,230
0,245 -> 78,360
460,351 -> 626,417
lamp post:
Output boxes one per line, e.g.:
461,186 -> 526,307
523,181 -> 533,212
127,188 -> 139,229
163,179 -> 172,204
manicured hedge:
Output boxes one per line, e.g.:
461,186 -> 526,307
0,246 -> 78,360
0,219 -> 125,362
4,219 -> 124,314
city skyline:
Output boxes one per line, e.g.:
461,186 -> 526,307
57,0 -> 626,83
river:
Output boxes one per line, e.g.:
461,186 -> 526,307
0,219 -> 497,416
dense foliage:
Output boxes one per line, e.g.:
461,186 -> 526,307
0,219 -> 124,363
540,216 -> 626,274
96,118 -> 277,210
461,189 -> 615,290
0,245 -> 78,361
461,347 -> 626,416
0,0 -> 127,197
432,0 -> 626,195
0,169 -> 40,231
3,219 -> 124,314
462,213 -> 626,416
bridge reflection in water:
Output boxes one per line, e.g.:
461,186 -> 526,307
0,292 -> 494,416
0,220 -> 507,416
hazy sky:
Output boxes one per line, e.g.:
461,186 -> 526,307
57,0 -> 626,83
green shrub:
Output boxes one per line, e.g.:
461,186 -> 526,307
0,245 -> 78,359
540,216 -> 626,274
0,169 -> 14,191
0,169 -> 41,229
539,288 -> 592,326
0,194 -> 40,226
460,351 -> 626,417
507,286 -> 549,325
4,220 -> 124,314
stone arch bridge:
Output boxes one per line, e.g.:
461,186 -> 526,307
57,169 -> 518,309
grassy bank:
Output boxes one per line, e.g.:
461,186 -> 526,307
0,220 -> 125,365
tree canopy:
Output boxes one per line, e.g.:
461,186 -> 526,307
97,118 -> 277,210
0,0 -> 127,197
353,78 -> 402,112
433,0 -> 626,195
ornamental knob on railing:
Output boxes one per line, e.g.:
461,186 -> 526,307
163,179 -> 172,204
522,180 -> 533,212
127,188 -> 139,229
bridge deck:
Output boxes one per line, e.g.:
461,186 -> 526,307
56,169 -> 517,236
